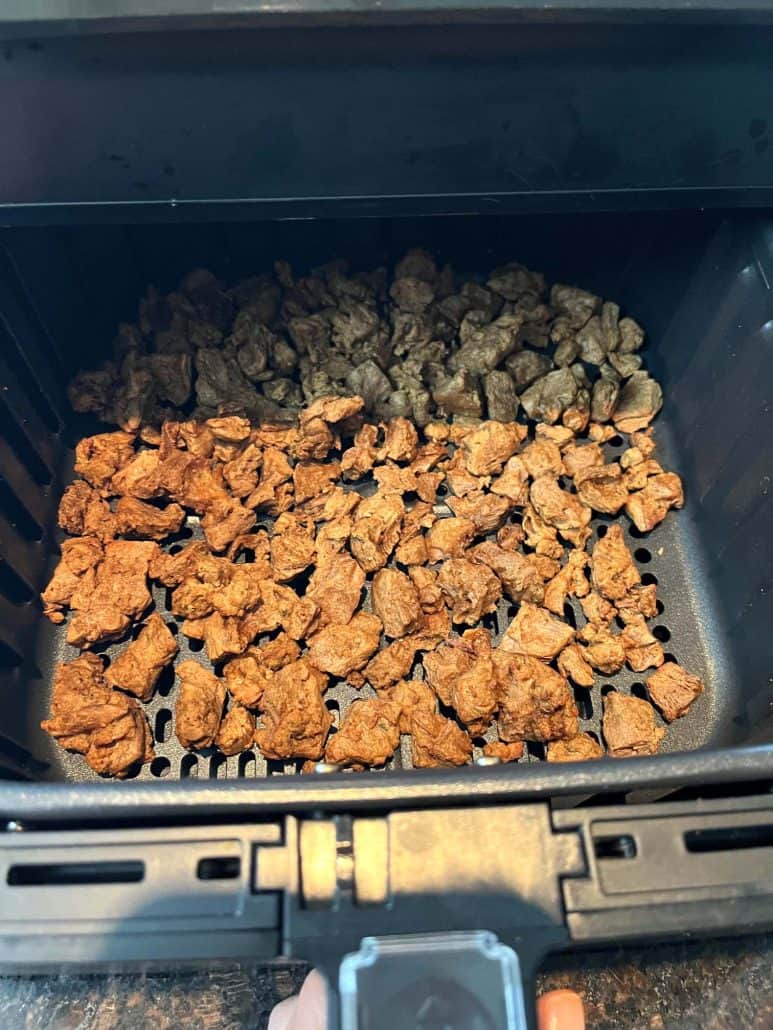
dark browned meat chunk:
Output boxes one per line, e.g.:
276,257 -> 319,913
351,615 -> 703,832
616,583 -> 658,623
254,659 -> 332,760
58,480 -> 116,540
215,705 -> 256,755
410,710 -> 472,768
175,660 -> 226,749
105,613 -> 178,701
437,558 -> 501,626
543,549 -> 589,616
620,615 -> 664,672
307,553 -> 365,627
469,541 -> 545,605
41,653 -> 154,778
446,655 -> 498,736
483,741 -> 525,763
115,497 -> 186,541
547,734 -> 604,762
325,697 -> 402,769
579,623 -> 627,675
493,650 -> 578,742
461,421 -> 526,476
201,497 -> 256,552
591,524 -> 640,601
425,517 -> 475,562
41,536 -> 104,624
625,472 -> 684,533
307,611 -> 383,678
74,431 -> 135,495
603,691 -> 664,757
646,662 -> 704,722
500,602 -> 574,661
370,567 -> 423,638
364,638 -> 420,691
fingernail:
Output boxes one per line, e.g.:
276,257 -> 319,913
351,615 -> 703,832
537,989 -> 585,1030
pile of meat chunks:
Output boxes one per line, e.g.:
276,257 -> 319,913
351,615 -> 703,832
41,390 -> 703,778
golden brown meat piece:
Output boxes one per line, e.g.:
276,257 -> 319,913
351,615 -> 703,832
461,421 -> 526,476
105,613 -> 178,701
183,610 -> 261,663
254,658 -> 332,760
500,602 -> 575,661
490,456 -> 529,505
74,431 -> 135,495
646,662 -> 704,722
580,591 -> 617,627
410,710 -> 472,768
591,524 -> 640,601
41,653 -> 153,778
603,691 -> 665,757
341,423 -> 379,480
215,705 -> 256,755
535,424 -> 574,448
445,449 -> 489,497
616,583 -> 658,623
521,503 -> 564,559
223,441 -> 263,497
293,461 -> 341,503
365,639 -> 420,691
350,492 -> 404,573
423,629 -> 491,705
389,678 -> 436,733
493,650 -> 579,742
223,652 -> 274,709
469,542 -> 544,605
58,480 -> 116,540
575,463 -> 629,516
207,415 -> 252,442
325,697 -> 402,769
521,439 -> 565,479
557,644 -> 595,688
620,615 -> 664,672
368,567 -> 421,637
294,395 -> 363,461
425,516 -> 475,562
562,442 -> 604,479
270,513 -> 316,582
41,536 -> 104,624
307,611 -> 383,678
542,549 -> 589,616
306,553 -> 365,627
319,487 -> 360,523
446,655 -> 498,736
547,734 -> 603,762
612,372 -> 662,434
483,741 -> 525,763
111,449 -> 165,499
625,472 -> 684,533
67,540 -> 158,648
255,581 -> 320,640
175,458 -> 228,513
394,534 -> 429,566
379,417 -> 419,462
201,497 -> 256,552
588,422 -> 618,444
496,523 -> 526,551
529,475 -> 591,548
579,623 -> 627,675
149,541 -> 223,588
115,497 -> 186,541
245,446 -> 293,511
213,564 -> 266,618
437,558 -> 501,626
447,492 -> 511,534
175,660 -> 226,749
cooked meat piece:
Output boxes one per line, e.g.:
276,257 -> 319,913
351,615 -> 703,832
520,439 -> 565,480
171,577 -> 217,619
446,656 -> 498,736
575,463 -> 629,516
521,503 -> 564,559
447,491 -> 510,534
255,581 -> 320,640
591,524 -> 640,601
506,350 -> 552,390
425,517 -> 475,561
496,523 -> 526,551
603,691 -> 664,757
74,431 -> 135,495
373,463 -> 418,496
295,395 -> 364,462
223,652 -> 274,709
269,515 -> 316,582
407,565 -> 445,614
105,614 -> 178,701
490,456 -> 529,505
579,623 -> 627,675
365,637 -> 420,690
500,602 -> 574,661
483,740 -> 524,763
325,697 -> 402,769
58,480 -> 116,540
379,417 -> 419,462
431,368 -> 483,418
67,540 -> 158,648
389,678 -> 437,733
350,492 -> 404,573
520,368 -> 578,424
622,457 -> 664,492
461,421 -> 526,476
530,475 -> 591,548
423,629 -> 491,705
616,583 -> 658,623
41,536 -> 104,624
581,591 -> 618,627
41,653 -> 153,778
547,734 -> 604,762
341,423 -> 379,480
646,662 -> 704,722
410,710 -> 472,767
215,704 -> 256,755
437,558 -> 501,625
535,424 -> 575,448
115,497 -> 185,541
493,651 -> 579,742
245,447 -> 293,513
626,472 -> 684,533
395,533 -> 429,566
318,486 -> 360,523
543,549 -> 589,615
557,644 -> 595,688
307,611 -> 383,677
621,615 -> 665,672
588,422 -> 618,444
483,370 -> 519,423
371,568 -> 423,638
223,442 -> 263,497
306,553 -> 365,627
529,554 -> 561,581
562,442 -> 604,479
613,372 -> 663,434
444,449 -> 488,497
470,541 -> 544,605
112,449 -> 165,499
210,564 -> 265,619
149,540 -> 222,587
175,660 -> 226,749
201,497 -> 257,553
254,658 -> 332,760
183,610 -> 260,663
293,461 -> 341,503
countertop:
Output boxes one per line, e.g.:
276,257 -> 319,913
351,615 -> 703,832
1,934 -> 771,1029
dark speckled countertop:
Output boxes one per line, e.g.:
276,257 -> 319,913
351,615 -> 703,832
1,935 -> 771,1029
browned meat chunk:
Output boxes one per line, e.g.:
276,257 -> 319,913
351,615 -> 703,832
254,659 -> 332,760
379,417 -> 419,462
616,583 -> 658,623
175,660 -> 226,749
41,653 -> 153,778
522,503 -> 564,559
575,463 -> 629,515
207,415 -> 252,442
500,602 -> 574,661
105,613 -> 178,701
371,568 -> 423,638
41,536 -> 103,624
350,493 -> 404,573
58,480 -> 116,540
112,449 -> 165,499
557,644 -> 595,688
270,513 -> 316,581
447,492 -> 510,534
493,651 -> 579,742
365,638 -> 420,690
390,678 -> 437,733
223,442 -> 263,497
307,611 -> 383,678
307,553 -> 365,627
115,497 -> 186,541
437,558 -> 501,625
581,591 -> 617,627
255,581 -> 320,641
293,461 -> 341,503
74,431 -> 135,495
579,623 -> 627,675
223,652 -> 274,709
425,517 -> 475,561
562,443 -> 604,479
446,655 -> 498,736
530,475 -> 591,548
626,472 -> 684,533
521,439 -> 564,479
469,541 -> 544,605
201,497 -> 256,553
410,710 -> 472,767
620,615 -> 664,672
591,524 -> 640,601
325,697 -> 402,769
246,447 -> 293,512
445,449 -> 488,498
483,741 -> 524,763
543,550 -> 589,615
184,610 -> 262,663
215,705 -> 256,755
490,456 -> 529,504
547,734 -> 604,762
603,691 -> 664,757
612,372 -> 662,434
461,421 -> 526,476
394,533 -> 429,566
646,662 -> 704,722
341,423 -> 379,480
423,628 -> 491,704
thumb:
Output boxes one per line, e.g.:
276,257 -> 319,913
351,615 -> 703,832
537,989 -> 585,1030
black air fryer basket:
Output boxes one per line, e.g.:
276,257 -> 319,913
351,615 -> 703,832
0,6 -> 771,1028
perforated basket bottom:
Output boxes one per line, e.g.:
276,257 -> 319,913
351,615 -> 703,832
30,427 -> 722,782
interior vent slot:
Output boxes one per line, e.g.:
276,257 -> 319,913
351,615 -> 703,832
684,825 -> 773,854
196,856 -> 241,881
0,398 -> 52,487
7,861 -> 145,886
594,834 -> 637,860
0,481 -> 43,542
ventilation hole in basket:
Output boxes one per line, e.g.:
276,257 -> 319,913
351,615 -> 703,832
630,682 -> 648,700
609,435 -> 624,448
167,620 -> 180,637
169,544 -> 184,556
155,664 -> 176,698
614,614 -> 626,630
628,524 -> 648,539
150,757 -> 171,778
600,684 -> 616,698
0,639 -> 23,670
0,397 -> 52,486
154,709 -> 172,743
238,751 -> 256,777
653,624 -> 671,642
596,525 -> 608,538
526,741 -> 545,761
188,638 -> 205,653
507,604 -> 519,619
172,525 -> 194,541
266,759 -> 285,776
0,483 -> 43,542
325,698 -> 340,727
209,754 -> 227,779
164,587 -> 175,611
587,730 -> 601,745
180,754 -> 198,778
0,560 -> 35,605
634,547 -> 652,564
435,482 -> 448,498
641,572 -> 658,586
664,652 -> 678,665
563,603 -> 577,629
481,611 -> 497,633
656,599 -> 665,615
574,689 -> 593,719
